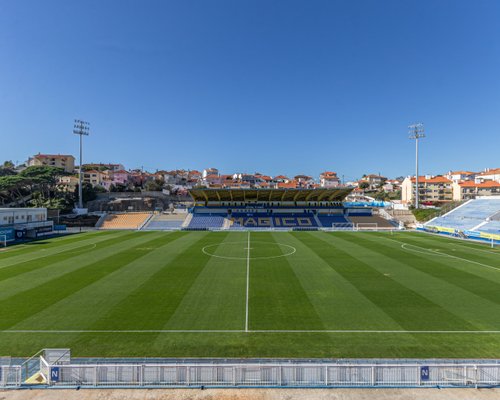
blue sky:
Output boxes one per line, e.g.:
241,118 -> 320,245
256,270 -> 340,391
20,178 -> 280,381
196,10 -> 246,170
1,0 -> 499,181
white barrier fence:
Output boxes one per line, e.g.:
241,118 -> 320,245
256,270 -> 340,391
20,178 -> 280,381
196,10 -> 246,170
0,366 -> 22,387
43,362 -> 500,388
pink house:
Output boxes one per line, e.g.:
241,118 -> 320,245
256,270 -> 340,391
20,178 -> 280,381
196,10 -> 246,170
101,170 -> 130,190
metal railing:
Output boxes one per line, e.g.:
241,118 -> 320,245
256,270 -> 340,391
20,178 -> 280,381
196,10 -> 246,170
4,358 -> 500,389
0,366 -> 22,387
44,362 -> 500,388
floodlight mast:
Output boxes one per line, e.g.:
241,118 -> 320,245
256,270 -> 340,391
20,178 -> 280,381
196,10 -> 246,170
73,119 -> 90,209
408,123 -> 425,209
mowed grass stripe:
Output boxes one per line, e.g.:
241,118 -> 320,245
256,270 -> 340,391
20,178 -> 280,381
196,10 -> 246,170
358,233 -> 500,308
0,232 -> 170,330
286,232 -> 409,331
391,232 -> 500,267
11,232 -> 191,331
5,330 -> 500,359
338,233 -> 500,330
0,232 -> 162,302
162,232 -> 248,330
249,232 -> 325,330
0,231 -> 139,282
309,232 -> 477,331
0,231 -> 117,260
405,231 -> 500,254
0,230 -> 125,268
90,232 -> 227,330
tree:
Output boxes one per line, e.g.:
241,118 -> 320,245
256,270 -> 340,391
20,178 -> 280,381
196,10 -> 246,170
144,179 -> 164,191
74,182 -> 98,204
0,161 -> 16,177
359,182 -> 370,190
373,190 -> 387,201
19,166 -> 66,201
110,183 -> 128,192
93,185 -> 107,193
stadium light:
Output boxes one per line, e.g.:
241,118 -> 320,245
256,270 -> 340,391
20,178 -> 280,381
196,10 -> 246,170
408,123 -> 425,209
73,119 -> 90,210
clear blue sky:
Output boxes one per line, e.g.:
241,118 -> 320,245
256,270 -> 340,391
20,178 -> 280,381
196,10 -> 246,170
1,0 -> 499,181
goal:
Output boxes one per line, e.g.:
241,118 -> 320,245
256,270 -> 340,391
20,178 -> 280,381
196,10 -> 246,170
355,223 -> 379,231
331,223 -> 354,231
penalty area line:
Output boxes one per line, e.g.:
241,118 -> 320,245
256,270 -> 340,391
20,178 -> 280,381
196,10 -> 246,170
382,236 -> 500,272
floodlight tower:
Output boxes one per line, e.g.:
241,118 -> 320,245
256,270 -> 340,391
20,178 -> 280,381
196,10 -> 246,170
73,119 -> 90,210
408,123 -> 425,209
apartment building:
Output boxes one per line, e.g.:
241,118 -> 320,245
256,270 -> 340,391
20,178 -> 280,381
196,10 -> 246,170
453,180 -> 500,201
27,154 -> 75,173
401,176 -> 453,204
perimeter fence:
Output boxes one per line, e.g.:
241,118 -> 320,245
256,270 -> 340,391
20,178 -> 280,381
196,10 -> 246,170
0,366 -> 22,388
4,359 -> 500,389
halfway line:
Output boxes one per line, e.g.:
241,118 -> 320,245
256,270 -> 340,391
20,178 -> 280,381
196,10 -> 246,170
245,231 -> 250,332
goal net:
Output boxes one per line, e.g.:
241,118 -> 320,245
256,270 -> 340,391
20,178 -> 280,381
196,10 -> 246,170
355,223 -> 379,231
331,223 -> 354,231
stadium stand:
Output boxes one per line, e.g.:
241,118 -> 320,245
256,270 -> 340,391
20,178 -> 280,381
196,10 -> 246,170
349,215 -> 397,228
425,197 -> 500,231
480,221 -> 500,234
316,214 -> 350,227
100,212 -> 151,230
141,188 -> 399,231
184,188 -> 397,230
142,213 -> 187,230
229,213 -> 318,228
186,214 -> 226,230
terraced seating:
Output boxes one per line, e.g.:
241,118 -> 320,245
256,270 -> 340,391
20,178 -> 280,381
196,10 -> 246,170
142,213 -> 187,230
479,221 -> 500,234
100,213 -> 151,230
426,198 -> 500,230
186,214 -> 226,230
316,215 -> 350,227
230,213 -> 317,228
348,215 -> 396,228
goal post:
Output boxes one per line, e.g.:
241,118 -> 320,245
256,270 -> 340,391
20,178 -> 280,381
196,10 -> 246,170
331,223 -> 354,231
355,223 -> 379,231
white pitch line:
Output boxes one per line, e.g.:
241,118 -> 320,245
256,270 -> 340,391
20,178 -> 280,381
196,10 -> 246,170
1,330 -> 245,333
245,231 -> 250,332
382,236 -> 500,272
250,330 -> 500,334
413,230 -> 500,255
3,329 -> 500,334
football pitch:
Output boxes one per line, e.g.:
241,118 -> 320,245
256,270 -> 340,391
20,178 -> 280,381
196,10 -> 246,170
1,230 -> 500,358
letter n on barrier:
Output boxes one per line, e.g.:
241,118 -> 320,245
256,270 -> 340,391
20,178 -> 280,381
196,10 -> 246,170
420,366 -> 429,381
50,367 -> 60,382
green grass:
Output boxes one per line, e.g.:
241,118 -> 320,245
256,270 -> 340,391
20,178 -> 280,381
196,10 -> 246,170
1,230 -> 500,358
412,208 -> 441,222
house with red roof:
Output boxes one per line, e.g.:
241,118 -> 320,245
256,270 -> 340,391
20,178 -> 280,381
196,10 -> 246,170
475,168 -> 500,184
401,175 -> 453,204
27,153 -> 75,173
453,180 -> 500,201
445,170 -> 476,183
319,171 -> 341,188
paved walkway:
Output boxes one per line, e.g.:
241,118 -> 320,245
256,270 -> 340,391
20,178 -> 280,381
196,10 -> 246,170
2,388 -> 500,400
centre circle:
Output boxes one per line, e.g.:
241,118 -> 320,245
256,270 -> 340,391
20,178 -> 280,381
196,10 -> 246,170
202,241 -> 296,260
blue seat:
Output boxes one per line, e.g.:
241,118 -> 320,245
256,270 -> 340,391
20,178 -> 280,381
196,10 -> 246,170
426,199 -> 500,231
187,214 -> 226,229
316,215 -> 349,227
